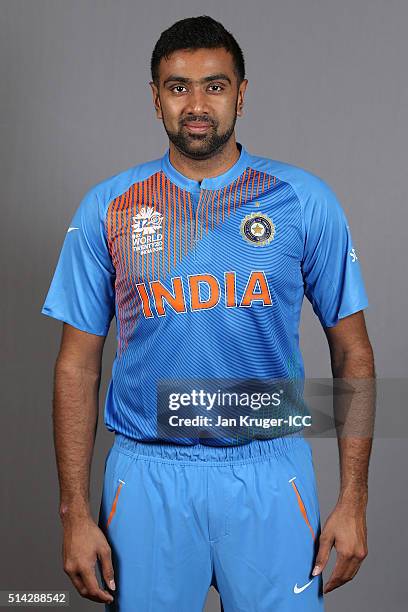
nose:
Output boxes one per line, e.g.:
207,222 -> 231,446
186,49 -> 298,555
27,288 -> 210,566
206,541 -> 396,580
184,86 -> 209,116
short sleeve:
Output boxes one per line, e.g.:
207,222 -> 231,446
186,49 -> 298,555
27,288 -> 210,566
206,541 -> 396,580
301,181 -> 369,328
41,187 -> 115,336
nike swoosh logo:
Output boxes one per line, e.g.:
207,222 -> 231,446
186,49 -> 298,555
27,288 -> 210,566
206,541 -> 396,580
67,227 -> 79,232
293,579 -> 314,594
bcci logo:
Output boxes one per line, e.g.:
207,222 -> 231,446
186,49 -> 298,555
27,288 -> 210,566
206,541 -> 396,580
132,206 -> 163,254
240,211 -> 275,247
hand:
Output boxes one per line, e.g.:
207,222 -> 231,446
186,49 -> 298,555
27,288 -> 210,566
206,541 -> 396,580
312,500 -> 368,594
61,513 -> 116,604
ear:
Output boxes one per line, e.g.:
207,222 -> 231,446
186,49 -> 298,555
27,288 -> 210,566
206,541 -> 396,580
149,81 -> 162,119
236,79 -> 248,117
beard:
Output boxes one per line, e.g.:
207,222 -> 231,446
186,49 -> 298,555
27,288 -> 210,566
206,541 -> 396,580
161,110 -> 238,160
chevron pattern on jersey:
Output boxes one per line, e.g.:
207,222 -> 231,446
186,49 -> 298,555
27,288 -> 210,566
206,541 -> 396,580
105,167 -> 279,355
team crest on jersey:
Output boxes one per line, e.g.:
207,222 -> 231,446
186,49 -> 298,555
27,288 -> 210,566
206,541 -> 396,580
132,206 -> 163,254
240,212 -> 275,246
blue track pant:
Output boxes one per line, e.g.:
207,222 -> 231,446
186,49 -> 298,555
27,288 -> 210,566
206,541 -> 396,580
98,434 -> 324,611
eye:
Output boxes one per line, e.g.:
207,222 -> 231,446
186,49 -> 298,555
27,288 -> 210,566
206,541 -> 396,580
170,85 -> 188,93
208,84 -> 224,92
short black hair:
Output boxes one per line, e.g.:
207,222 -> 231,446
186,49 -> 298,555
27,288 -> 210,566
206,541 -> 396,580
151,16 -> 245,87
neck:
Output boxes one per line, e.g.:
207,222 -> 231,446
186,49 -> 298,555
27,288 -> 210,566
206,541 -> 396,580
168,137 -> 240,183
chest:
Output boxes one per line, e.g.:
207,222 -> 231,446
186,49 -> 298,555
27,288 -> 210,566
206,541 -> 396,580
106,177 -> 303,285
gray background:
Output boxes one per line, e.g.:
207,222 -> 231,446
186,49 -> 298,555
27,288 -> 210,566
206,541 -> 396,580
1,0 -> 407,610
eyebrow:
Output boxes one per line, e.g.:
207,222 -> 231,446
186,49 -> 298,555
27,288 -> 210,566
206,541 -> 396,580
163,73 -> 232,86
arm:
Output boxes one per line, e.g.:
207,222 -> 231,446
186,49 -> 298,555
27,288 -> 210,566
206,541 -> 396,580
55,323 -> 115,605
56,323 -> 104,520
312,310 -> 376,593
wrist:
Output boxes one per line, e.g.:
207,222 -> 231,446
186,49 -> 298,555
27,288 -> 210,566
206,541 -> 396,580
59,500 -> 92,523
337,487 -> 368,511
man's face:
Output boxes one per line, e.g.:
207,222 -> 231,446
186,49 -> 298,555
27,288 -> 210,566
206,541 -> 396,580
150,47 -> 248,159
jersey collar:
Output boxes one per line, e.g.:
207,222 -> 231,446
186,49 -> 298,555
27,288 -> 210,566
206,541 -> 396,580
160,142 -> 250,192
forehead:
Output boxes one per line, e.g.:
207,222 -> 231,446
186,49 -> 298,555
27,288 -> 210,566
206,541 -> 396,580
157,47 -> 236,82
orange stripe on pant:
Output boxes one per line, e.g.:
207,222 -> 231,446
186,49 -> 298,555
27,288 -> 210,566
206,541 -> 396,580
291,479 -> 315,541
106,481 -> 124,529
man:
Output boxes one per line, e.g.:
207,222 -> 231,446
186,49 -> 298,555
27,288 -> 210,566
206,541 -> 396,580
41,15 -> 375,612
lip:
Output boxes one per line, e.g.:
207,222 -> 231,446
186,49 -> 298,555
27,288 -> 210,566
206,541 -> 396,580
184,122 -> 211,132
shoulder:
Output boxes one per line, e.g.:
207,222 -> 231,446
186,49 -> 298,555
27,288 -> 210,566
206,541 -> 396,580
247,151 -> 338,209
80,156 -> 163,216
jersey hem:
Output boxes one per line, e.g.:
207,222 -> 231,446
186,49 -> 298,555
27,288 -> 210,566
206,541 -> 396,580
322,300 -> 370,328
41,307 -> 110,336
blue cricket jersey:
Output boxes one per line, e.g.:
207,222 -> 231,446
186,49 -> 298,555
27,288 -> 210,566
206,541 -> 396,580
41,142 -> 369,444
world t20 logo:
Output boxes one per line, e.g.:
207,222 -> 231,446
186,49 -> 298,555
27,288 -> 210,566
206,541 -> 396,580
132,206 -> 163,254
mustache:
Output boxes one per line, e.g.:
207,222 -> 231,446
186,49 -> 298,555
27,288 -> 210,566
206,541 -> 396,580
181,117 -> 215,126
